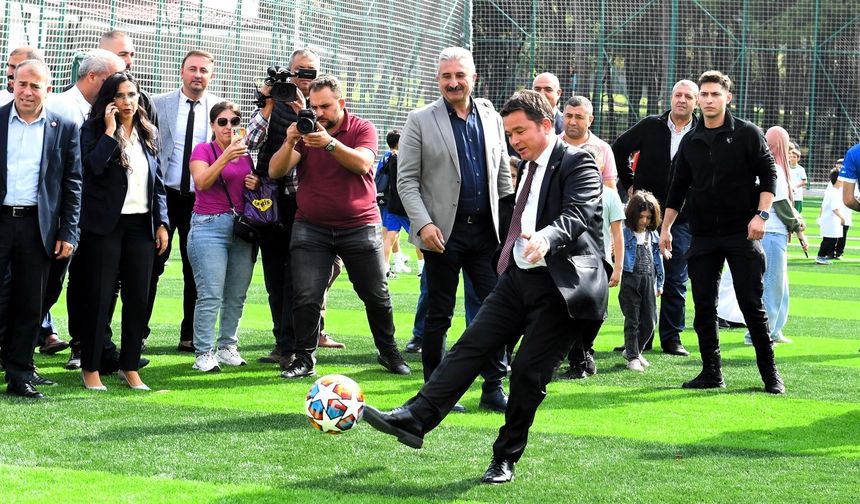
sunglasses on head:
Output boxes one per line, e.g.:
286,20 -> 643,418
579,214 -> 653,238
216,116 -> 241,127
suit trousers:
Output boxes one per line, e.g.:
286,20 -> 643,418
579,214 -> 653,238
658,220 -> 690,347
0,214 -> 49,382
408,267 -> 580,463
149,187 -> 196,341
259,194 -> 298,355
0,254 -> 68,348
75,214 -> 155,372
686,233 -> 770,358
421,218 -> 506,391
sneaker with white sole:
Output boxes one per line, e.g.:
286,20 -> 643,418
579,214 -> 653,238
626,358 -> 645,372
771,334 -> 793,344
637,354 -> 650,367
392,261 -> 411,274
193,351 -> 221,372
215,345 -> 247,366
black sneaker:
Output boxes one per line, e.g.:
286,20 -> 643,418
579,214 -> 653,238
280,359 -> 316,379
378,352 -> 411,375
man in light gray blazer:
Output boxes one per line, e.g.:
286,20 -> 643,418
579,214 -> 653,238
397,47 -> 513,413
151,50 -> 223,353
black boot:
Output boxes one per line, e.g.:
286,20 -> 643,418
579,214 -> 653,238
753,341 -> 785,394
682,354 -> 725,389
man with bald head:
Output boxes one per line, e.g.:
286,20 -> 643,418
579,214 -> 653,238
613,79 -> 699,356
0,47 -> 44,105
532,72 -> 563,133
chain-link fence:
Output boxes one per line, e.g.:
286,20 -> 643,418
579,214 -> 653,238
1,0 -> 471,151
473,0 -> 860,183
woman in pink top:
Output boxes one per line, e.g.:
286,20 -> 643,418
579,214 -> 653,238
187,101 -> 259,373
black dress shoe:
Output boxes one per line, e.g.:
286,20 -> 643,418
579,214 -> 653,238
280,359 -> 316,379
479,389 -> 508,412
558,367 -> 588,380
682,368 -> 726,389
139,357 -> 150,369
177,342 -> 196,353
378,352 -> 411,375
451,402 -> 466,413
39,338 -> 70,355
31,372 -> 57,386
662,343 -> 690,357
6,380 -> 45,399
258,347 -> 283,364
481,458 -> 515,484
612,345 -> 624,352
404,336 -> 423,353
363,405 -> 424,449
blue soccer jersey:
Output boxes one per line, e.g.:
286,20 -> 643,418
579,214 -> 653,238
838,144 -> 860,182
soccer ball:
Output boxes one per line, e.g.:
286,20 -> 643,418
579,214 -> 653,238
305,374 -> 365,434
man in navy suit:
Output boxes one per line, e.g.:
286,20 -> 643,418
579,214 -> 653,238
365,90 -> 607,483
0,59 -> 81,399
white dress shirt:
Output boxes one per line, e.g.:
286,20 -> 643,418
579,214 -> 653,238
513,141 -> 555,270
164,89 -> 209,192
4,104 -> 46,206
667,116 -> 693,160
121,130 -> 151,214
0,89 -> 13,106
47,85 -> 90,128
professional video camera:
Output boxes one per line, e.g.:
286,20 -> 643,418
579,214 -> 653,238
254,65 -> 317,107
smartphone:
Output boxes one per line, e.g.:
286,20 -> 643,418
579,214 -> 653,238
231,127 -> 246,143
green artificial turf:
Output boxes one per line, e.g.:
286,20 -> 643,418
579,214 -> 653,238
1,198 -> 858,503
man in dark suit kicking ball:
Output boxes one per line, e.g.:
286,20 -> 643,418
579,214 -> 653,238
364,90 -> 607,484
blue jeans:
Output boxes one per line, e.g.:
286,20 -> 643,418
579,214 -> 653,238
745,232 -> 789,340
659,220 -> 691,346
412,270 -> 480,338
290,221 -> 397,367
187,212 -> 256,354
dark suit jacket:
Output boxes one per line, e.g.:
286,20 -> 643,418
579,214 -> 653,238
79,120 -> 169,237
0,102 -> 82,255
496,138 -> 609,320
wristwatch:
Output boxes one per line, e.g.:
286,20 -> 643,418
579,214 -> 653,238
756,209 -> 770,221
324,138 -> 337,152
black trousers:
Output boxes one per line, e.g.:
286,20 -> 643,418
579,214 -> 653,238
407,267 -> 583,463
834,225 -> 849,257
421,218 -> 506,391
0,254 -> 68,349
566,319 -> 602,368
149,188 -> 196,342
686,233 -> 770,358
0,213 -> 49,382
74,214 -> 155,372
259,194 -> 298,355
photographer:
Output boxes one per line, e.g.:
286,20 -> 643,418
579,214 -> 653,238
246,49 -> 344,367
269,75 -> 409,379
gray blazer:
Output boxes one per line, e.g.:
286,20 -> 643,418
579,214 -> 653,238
397,97 -> 513,248
152,89 -> 224,188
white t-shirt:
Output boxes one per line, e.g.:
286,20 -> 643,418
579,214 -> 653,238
790,164 -> 807,201
764,163 -> 789,235
820,184 -> 844,238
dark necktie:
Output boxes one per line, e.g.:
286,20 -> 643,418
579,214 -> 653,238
180,99 -> 198,195
496,161 -> 538,276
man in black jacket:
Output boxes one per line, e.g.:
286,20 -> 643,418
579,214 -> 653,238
660,70 -> 784,394
364,90 -> 607,483
614,79 -> 698,356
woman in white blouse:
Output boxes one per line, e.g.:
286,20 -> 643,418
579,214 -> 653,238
69,73 -> 169,391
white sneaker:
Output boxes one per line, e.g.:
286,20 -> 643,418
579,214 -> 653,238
626,358 -> 645,372
417,260 -> 425,277
193,351 -> 221,372
638,355 -> 650,367
215,345 -> 247,366
392,260 -> 411,274
395,252 -> 409,264
772,334 -> 793,344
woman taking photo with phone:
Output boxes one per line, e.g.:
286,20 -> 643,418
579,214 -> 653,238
71,72 -> 169,391
186,101 -> 260,373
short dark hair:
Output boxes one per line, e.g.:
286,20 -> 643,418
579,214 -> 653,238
209,100 -> 241,123
289,48 -> 320,68
624,190 -> 662,231
181,50 -> 215,69
499,90 -> 553,124
830,166 -> 840,185
564,95 -> 593,113
308,74 -> 342,99
698,70 -> 732,92
386,129 -> 400,149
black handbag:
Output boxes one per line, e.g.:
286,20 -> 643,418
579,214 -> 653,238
211,143 -> 261,243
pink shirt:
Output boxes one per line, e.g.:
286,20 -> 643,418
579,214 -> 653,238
559,132 -> 618,183
190,141 -> 254,214
293,109 -> 379,228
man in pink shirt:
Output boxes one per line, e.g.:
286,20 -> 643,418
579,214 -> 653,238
559,96 -> 617,188
268,75 -> 409,379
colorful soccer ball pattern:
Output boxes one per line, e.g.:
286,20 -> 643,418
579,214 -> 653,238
305,374 -> 365,434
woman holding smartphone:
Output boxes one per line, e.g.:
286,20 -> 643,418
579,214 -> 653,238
72,72 -> 169,391
186,101 -> 260,373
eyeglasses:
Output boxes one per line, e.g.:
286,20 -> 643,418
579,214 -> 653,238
114,91 -> 139,101
216,116 -> 241,127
